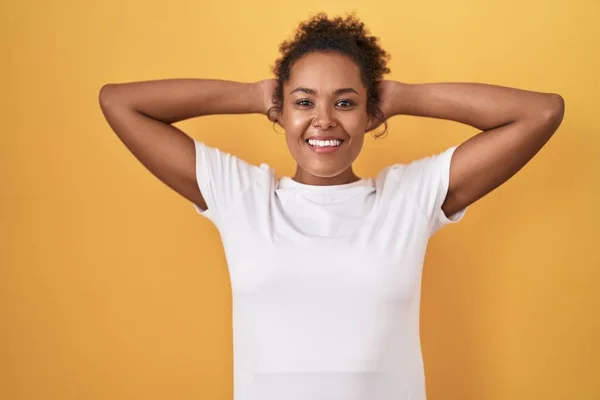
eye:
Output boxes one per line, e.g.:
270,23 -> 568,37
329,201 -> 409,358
296,99 -> 313,107
336,99 -> 355,108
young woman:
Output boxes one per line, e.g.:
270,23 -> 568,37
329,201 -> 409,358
99,13 -> 564,400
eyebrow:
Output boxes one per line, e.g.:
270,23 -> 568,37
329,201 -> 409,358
290,87 -> 359,95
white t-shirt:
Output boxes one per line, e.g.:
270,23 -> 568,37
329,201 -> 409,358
193,140 -> 466,400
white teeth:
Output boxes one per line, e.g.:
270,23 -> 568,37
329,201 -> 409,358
307,139 -> 343,147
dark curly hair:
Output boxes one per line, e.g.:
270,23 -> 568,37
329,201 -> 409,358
269,13 -> 391,137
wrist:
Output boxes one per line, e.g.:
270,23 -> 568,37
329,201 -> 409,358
247,81 -> 267,115
388,81 -> 411,116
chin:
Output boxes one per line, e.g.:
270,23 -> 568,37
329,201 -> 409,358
302,163 -> 351,179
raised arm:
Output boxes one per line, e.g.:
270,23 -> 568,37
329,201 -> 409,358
381,81 -> 565,217
98,79 -> 267,209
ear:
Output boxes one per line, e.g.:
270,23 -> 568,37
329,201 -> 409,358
267,108 -> 283,125
366,113 -> 385,133
276,111 -> 284,126
365,115 -> 373,133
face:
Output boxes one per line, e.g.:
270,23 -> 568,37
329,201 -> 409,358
278,51 -> 371,185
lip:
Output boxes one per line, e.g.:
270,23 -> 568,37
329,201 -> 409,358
305,135 -> 345,141
304,137 -> 345,154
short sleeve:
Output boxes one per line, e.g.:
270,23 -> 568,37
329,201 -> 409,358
192,140 -> 267,223
376,145 -> 466,237
426,145 -> 466,235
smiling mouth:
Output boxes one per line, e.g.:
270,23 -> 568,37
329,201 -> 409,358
304,138 -> 345,154
305,138 -> 344,148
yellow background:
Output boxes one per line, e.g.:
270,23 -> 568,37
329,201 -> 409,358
2,0 -> 599,399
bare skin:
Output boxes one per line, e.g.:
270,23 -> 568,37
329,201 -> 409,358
370,78 -> 565,217
99,79 -> 264,210
99,51 -> 564,217
277,52 -> 369,186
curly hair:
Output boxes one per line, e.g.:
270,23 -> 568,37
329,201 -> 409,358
269,13 -> 391,137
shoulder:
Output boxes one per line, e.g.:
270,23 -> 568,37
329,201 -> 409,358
375,145 -> 459,189
194,140 -> 275,179
373,145 -> 464,235
193,140 -> 276,220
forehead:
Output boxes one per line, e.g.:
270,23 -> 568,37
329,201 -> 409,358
287,52 -> 364,91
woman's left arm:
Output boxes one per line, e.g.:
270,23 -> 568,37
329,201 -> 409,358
382,81 -> 565,217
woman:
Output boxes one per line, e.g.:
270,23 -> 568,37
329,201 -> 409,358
99,13 -> 564,400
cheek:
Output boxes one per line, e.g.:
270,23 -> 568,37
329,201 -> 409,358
282,109 -> 312,138
340,112 -> 369,135
280,105 -> 369,138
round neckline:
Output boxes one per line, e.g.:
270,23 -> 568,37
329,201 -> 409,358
273,175 -> 382,242
277,176 -> 374,192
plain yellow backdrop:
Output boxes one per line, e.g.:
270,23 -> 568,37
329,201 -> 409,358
1,0 -> 599,399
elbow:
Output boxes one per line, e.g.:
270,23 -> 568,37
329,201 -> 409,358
99,83 -> 128,111
544,93 -> 565,127
549,93 -> 565,117
533,93 -> 565,135
99,83 -> 117,110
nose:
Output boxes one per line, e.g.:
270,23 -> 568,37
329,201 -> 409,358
312,104 -> 337,130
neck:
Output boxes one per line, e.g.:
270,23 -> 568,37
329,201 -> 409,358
292,166 -> 361,186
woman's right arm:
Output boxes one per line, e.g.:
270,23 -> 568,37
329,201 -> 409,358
98,79 -> 266,210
